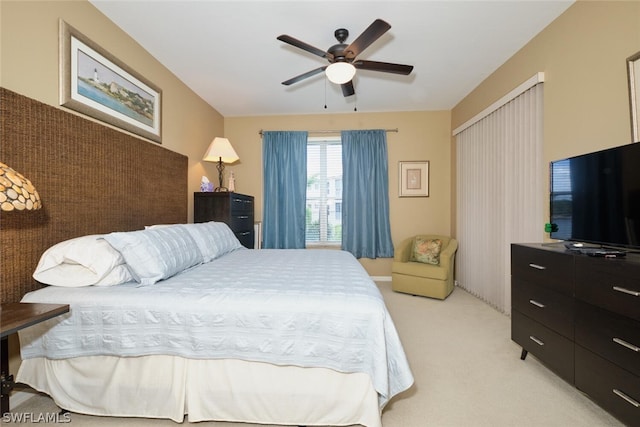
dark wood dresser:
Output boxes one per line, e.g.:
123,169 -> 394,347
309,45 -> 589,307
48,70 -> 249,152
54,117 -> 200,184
511,243 -> 640,426
194,192 -> 255,249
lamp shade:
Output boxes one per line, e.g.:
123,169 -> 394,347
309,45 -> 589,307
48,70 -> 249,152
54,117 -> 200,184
202,137 -> 239,164
0,162 -> 42,211
325,62 -> 356,85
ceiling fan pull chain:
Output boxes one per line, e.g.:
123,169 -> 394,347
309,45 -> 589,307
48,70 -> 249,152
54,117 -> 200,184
324,75 -> 327,109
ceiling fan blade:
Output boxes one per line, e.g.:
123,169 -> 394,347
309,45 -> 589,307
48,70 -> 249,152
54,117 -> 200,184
341,80 -> 355,97
282,66 -> 327,86
277,35 -> 330,59
344,19 -> 391,59
354,60 -> 414,75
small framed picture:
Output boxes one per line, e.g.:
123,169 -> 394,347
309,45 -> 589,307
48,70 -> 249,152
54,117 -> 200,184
628,50 -> 640,142
399,161 -> 429,197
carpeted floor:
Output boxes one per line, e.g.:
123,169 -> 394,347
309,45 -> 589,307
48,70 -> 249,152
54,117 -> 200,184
10,282 -> 623,426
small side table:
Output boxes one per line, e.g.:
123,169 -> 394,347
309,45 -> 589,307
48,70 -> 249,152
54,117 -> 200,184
1,303 -> 69,415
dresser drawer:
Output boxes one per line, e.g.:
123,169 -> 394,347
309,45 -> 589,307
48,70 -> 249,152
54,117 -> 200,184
230,213 -> 254,231
512,310 -> 574,383
575,257 -> 640,321
576,345 -> 640,427
234,229 -> 254,249
511,245 -> 574,296
575,301 -> 640,377
230,195 -> 253,214
512,277 -> 574,339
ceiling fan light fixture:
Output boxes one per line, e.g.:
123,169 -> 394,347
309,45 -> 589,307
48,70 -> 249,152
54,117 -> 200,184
325,62 -> 356,84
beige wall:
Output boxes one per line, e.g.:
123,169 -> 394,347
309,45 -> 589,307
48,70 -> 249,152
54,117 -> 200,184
452,0 -> 640,238
0,0 -> 225,221
224,110 -> 452,276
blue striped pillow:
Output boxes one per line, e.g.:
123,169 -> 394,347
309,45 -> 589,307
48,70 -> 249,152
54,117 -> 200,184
183,221 -> 244,262
104,225 -> 203,285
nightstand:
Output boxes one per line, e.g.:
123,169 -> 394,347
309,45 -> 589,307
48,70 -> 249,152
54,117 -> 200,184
1,303 -> 69,415
194,192 -> 255,248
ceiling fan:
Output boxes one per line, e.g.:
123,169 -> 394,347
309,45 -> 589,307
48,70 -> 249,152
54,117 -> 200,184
277,19 -> 414,97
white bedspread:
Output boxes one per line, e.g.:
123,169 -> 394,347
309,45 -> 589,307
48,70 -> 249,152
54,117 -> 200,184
20,249 -> 413,407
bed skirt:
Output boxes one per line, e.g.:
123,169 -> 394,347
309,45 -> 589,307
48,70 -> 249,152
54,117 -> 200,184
17,356 -> 381,426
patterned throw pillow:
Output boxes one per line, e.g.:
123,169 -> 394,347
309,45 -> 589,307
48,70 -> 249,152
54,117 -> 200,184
412,237 -> 443,265
104,226 -> 203,285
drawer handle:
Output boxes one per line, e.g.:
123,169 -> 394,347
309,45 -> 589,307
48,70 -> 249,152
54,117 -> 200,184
239,231 -> 251,236
528,263 -> 546,270
613,389 -> 640,408
613,337 -> 640,353
613,286 -> 640,297
529,300 -> 546,309
529,336 -> 544,346
232,198 -> 243,202
237,216 -> 249,219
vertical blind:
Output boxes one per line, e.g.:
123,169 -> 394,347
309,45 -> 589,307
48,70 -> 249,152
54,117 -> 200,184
455,83 -> 544,314
306,137 -> 343,244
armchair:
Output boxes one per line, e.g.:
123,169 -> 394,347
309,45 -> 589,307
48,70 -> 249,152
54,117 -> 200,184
391,235 -> 458,299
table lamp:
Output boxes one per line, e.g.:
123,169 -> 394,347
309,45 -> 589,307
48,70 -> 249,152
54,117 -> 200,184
202,137 -> 239,192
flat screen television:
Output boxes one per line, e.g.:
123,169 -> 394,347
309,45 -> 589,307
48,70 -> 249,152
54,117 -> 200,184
550,142 -> 640,251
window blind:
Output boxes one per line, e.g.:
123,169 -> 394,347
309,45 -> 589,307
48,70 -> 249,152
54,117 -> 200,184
456,83 -> 544,314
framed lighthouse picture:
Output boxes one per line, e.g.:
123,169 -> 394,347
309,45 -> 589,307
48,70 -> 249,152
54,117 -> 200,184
59,19 -> 162,143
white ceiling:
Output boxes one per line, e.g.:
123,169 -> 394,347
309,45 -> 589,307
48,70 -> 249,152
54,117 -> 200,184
90,0 -> 574,117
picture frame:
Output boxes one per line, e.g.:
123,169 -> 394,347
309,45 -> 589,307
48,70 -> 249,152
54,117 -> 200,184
399,161 -> 429,197
59,19 -> 162,143
628,50 -> 640,143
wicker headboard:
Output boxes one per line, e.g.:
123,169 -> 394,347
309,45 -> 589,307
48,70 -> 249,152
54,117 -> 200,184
0,88 -> 188,303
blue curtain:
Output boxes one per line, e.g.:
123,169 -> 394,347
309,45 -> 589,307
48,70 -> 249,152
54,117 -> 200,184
341,130 -> 394,258
262,131 -> 308,249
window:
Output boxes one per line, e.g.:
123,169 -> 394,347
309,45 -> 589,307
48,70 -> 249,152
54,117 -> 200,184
306,137 -> 342,245
550,159 -> 572,240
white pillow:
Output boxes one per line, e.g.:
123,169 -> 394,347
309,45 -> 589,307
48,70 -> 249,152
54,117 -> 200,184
33,235 -> 131,287
103,225 -> 203,285
183,221 -> 244,262
93,264 -> 134,287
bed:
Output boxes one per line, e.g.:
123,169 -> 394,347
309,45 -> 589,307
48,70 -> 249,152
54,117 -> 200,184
16,222 -> 413,425
2,88 -> 413,426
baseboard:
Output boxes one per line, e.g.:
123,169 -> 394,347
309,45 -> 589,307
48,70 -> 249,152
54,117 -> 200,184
371,275 -> 392,282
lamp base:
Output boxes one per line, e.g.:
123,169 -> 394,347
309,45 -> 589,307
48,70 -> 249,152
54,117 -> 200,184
216,159 -> 226,191
213,187 -> 229,192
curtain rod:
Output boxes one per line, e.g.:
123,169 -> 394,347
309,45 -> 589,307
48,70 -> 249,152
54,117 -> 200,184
258,128 -> 398,137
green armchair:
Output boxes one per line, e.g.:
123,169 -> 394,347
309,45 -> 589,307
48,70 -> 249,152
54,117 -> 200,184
391,235 -> 458,299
